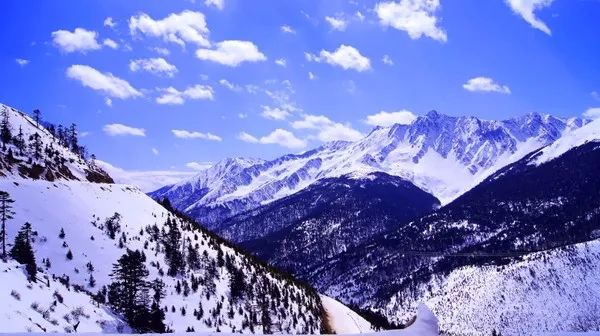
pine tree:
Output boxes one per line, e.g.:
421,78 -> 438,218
10,222 -> 37,281
32,109 -> 41,127
105,212 -> 122,240
0,190 -> 15,261
14,126 -> 25,154
108,249 -> 152,332
0,107 -> 12,147
68,123 -> 78,153
29,133 -> 42,160
149,279 -> 167,333
163,217 -> 184,276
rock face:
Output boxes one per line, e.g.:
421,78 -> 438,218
151,111 -> 584,226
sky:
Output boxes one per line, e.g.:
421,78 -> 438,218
1,0 -> 599,189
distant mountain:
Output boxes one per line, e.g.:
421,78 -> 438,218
151,111 -> 584,226
312,119 -> 600,335
0,104 -> 329,334
216,172 -> 439,280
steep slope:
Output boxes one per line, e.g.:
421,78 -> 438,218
151,111 -> 583,226
1,260 -> 127,333
0,103 -> 112,183
313,119 -> 600,335
0,104 -> 326,334
217,172 -> 439,281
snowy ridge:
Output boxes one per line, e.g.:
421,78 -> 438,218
0,103 -> 112,183
531,118 -> 600,165
151,111 -> 583,226
320,295 -> 375,334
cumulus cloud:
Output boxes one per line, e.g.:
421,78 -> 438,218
281,25 -> 296,34
505,0 -> 553,35
196,40 -> 267,66
382,54 -> 394,65
238,129 -> 306,149
103,38 -> 118,49
292,114 -> 363,142
103,123 -> 146,136
306,44 -> 370,72
172,129 -> 222,141
129,11 -> 210,47
66,65 -> 142,99
463,76 -> 511,94
308,72 -> 317,80
375,0 -> 447,42
52,28 -> 102,53
219,79 -> 242,91
15,58 -> 29,66
186,161 -> 213,170
104,17 -> 116,28
325,16 -> 348,31
205,0 -> 225,10
261,106 -> 291,120
583,107 -> 600,120
153,47 -> 170,56
105,98 -> 113,107
129,58 -> 178,77
156,85 -> 214,105
365,110 -> 417,127
275,58 -> 287,67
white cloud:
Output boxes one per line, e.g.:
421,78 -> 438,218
306,44 -> 370,72
104,17 -> 116,28
66,64 -> 142,99
261,106 -> 291,120
152,148 -> 159,155
281,25 -> 296,34
375,0 -> 447,42
96,160 -> 196,192
219,79 -> 242,91
292,114 -> 363,142
506,0 -> 553,35
105,97 -> 113,107
103,123 -> 146,136
103,38 -> 118,49
238,129 -> 306,149
172,129 -> 222,141
52,28 -> 101,53
356,11 -> 365,22
238,113 -> 248,119
153,47 -> 170,56
186,161 -> 212,170
129,58 -> 178,77
15,58 -> 29,66
196,40 -> 267,66
583,107 -> 600,120
325,16 -> 348,31
308,72 -> 317,80
205,0 -> 224,10
382,54 -> 394,65
275,58 -> 287,67
129,10 -> 210,47
156,85 -> 214,105
463,76 -> 511,94
365,110 -> 417,127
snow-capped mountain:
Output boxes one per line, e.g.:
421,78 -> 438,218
151,111 -> 584,227
311,119 -> 600,335
0,104 -> 333,334
217,172 -> 439,281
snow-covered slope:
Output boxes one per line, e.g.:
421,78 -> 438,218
320,295 -> 374,334
0,179 -> 325,333
0,103 -> 112,183
151,111 -> 583,226
1,260 -> 127,333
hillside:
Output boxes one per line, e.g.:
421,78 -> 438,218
151,111 -> 583,227
217,172 -> 439,282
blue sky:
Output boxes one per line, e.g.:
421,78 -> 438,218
1,0 -> 599,180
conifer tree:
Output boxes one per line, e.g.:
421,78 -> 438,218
10,222 -> 37,281
0,190 -> 15,261
32,109 -> 41,127
0,107 -> 12,147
